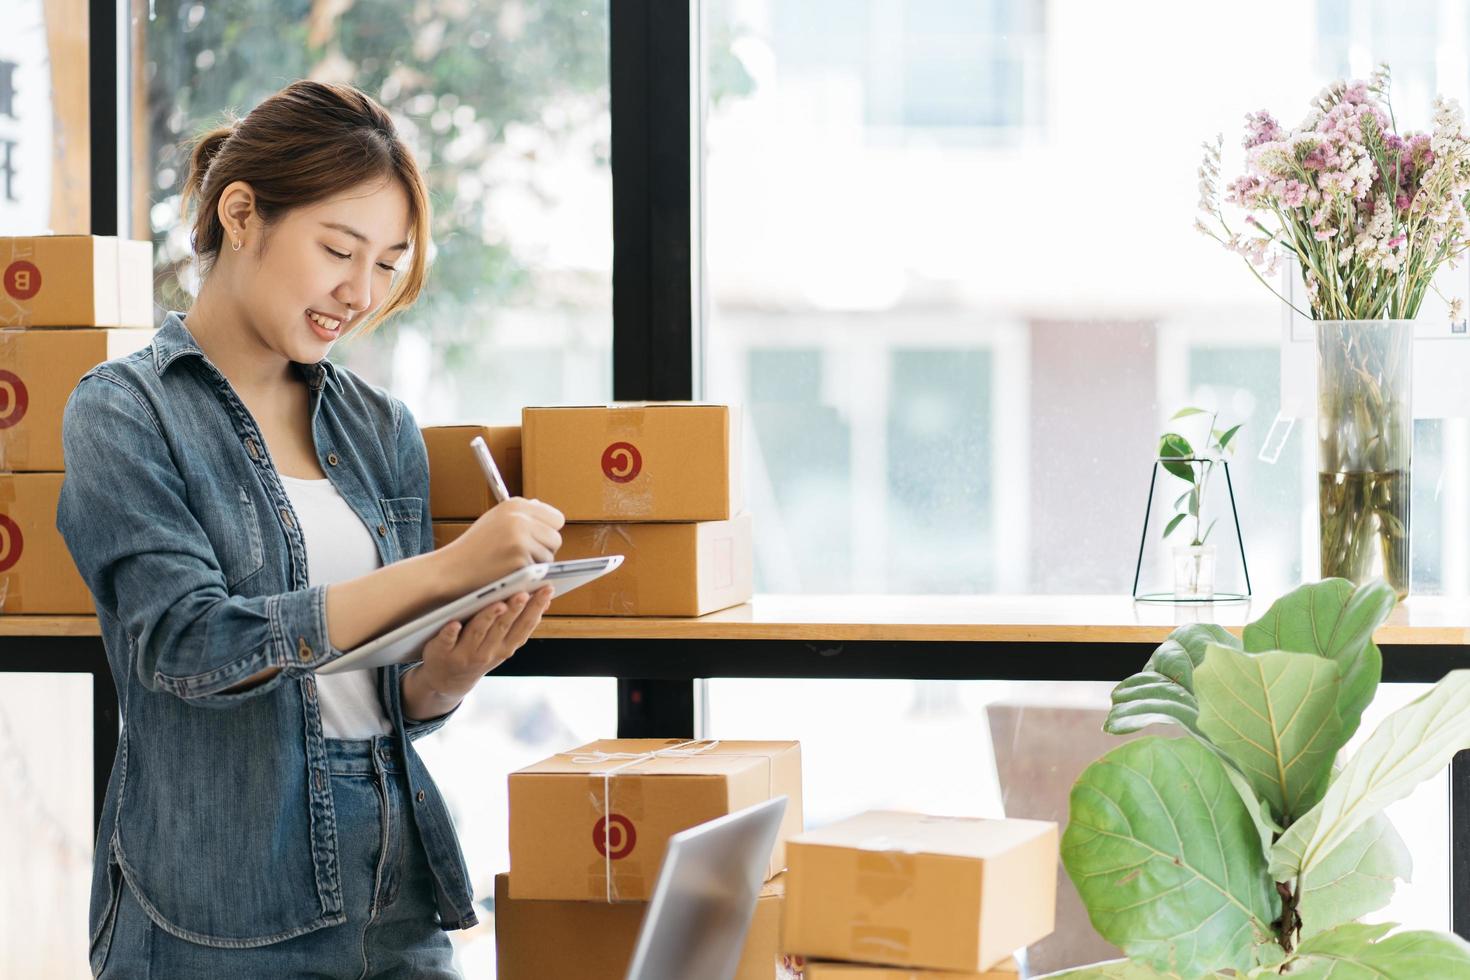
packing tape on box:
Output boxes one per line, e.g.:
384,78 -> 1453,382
0,331 -> 32,470
0,241 -> 38,327
0,430 -> 31,471
0,575 -> 19,613
589,524 -> 638,614
848,849 -> 918,960
601,409 -> 656,519
566,739 -> 778,902
584,775 -> 648,899
0,335 -> 18,469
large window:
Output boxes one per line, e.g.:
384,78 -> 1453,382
706,0 -> 1470,599
703,0 -> 1469,949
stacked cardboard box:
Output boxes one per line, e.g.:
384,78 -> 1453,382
427,405 -> 754,616
0,236 -> 154,613
424,423 -> 522,564
522,403 -> 753,616
494,872 -> 798,979
784,810 -> 1058,977
497,737 -> 804,978
422,424 -> 523,520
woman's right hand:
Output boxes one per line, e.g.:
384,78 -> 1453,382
436,497 -> 565,593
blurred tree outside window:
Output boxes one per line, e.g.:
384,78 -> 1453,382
143,0 -> 612,420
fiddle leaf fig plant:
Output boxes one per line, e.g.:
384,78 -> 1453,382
1038,579 -> 1470,979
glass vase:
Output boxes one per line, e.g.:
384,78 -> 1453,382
1317,319 -> 1412,599
1172,544 -> 1217,600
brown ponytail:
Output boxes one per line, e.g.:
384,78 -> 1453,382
179,81 -> 431,336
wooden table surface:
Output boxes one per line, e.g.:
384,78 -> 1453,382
6,593 -> 1470,644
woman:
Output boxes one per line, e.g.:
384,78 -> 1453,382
57,80 -> 564,978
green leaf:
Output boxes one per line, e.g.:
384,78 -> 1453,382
1105,625 -> 1238,737
1195,645 -> 1345,822
1285,922 -> 1470,978
1159,433 -> 1194,457
1271,670 -> 1470,879
1216,424 -> 1242,452
1171,407 -> 1209,420
1105,626 -> 1283,851
1173,489 -> 1192,510
1062,737 -> 1279,979
1251,941 -> 1287,970
1242,579 -> 1394,744
1298,812 -> 1412,938
1158,433 -> 1196,482
1162,513 -> 1187,539
1187,486 -> 1200,518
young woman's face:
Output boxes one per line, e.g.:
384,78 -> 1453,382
240,178 -> 411,363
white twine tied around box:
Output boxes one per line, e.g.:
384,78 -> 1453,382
568,738 -> 778,902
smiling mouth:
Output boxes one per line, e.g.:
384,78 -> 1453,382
306,309 -> 343,333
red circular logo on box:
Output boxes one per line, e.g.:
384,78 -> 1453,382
600,442 -> 642,483
0,514 -> 22,573
593,813 -> 637,859
3,261 -> 41,300
0,371 -> 29,429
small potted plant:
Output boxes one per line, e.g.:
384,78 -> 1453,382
1158,407 -> 1241,600
1041,578 -> 1470,979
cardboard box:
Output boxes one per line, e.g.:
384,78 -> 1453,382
509,738 -> 803,902
432,512 -> 754,616
0,329 -> 156,471
802,959 -> 1019,979
494,872 -> 801,980
522,403 -> 742,521
0,236 -> 153,328
0,473 -> 92,613
421,424 -> 521,518
784,811 -> 1057,973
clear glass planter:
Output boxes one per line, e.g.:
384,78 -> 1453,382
1172,544 -> 1217,600
1317,319 -> 1412,599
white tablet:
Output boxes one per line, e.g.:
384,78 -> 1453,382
316,555 -> 624,675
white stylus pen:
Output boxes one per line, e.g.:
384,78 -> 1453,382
469,436 -> 511,504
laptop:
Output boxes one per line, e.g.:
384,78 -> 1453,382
625,795 -> 789,980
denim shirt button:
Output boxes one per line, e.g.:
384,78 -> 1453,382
304,676 -> 316,700
326,452 -> 339,466
376,524 -> 388,537
297,637 -> 313,661
245,437 -> 260,460
280,507 -> 296,529
416,790 -> 426,803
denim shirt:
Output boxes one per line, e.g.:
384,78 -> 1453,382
56,312 -> 478,963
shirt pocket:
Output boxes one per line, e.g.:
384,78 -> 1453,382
217,484 -> 266,589
379,496 -> 424,560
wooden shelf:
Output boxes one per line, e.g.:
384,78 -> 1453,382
7,594 -> 1470,645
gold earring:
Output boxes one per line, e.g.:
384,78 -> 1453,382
231,236 -> 242,252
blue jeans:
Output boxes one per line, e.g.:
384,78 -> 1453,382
95,736 -> 459,979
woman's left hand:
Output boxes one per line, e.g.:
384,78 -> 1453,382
417,585 -> 555,697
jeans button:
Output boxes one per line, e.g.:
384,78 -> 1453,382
416,790 -> 426,803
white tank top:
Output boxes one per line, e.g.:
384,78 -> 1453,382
279,474 -> 393,738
